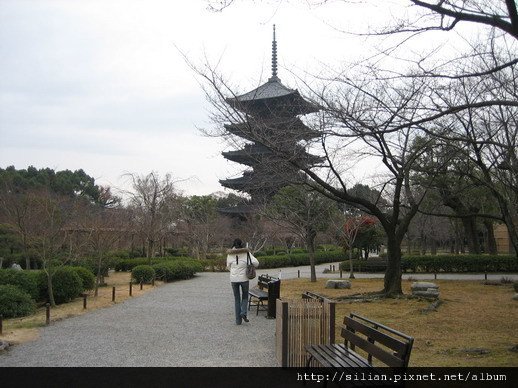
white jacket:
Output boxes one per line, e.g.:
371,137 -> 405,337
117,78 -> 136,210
226,248 -> 259,283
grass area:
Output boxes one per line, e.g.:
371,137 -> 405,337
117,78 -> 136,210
280,277 -> 518,367
0,271 -> 162,345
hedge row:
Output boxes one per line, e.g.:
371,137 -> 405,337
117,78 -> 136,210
130,261 -> 203,283
0,266 -> 95,318
338,254 -> 518,273
114,256 -> 188,272
0,285 -> 36,318
401,254 -> 518,273
152,261 -> 203,282
255,251 -> 345,269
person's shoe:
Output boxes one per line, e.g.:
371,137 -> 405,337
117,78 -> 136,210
242,315 -> 249,323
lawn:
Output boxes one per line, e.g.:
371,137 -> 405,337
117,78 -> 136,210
279,277 -> 518,367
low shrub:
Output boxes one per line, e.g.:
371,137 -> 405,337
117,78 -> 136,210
51,267 -> 84,304
0,285 -> 36,318
339,259 -> 387,273
257,251 -> 345,269
132,265 -> 155,284
115,257 -> 188,272
401,254 -> 518,273
0,269 -> 39,299
152,261 -> 202,282
71,267 -> 95,290
337,254 -> 518,274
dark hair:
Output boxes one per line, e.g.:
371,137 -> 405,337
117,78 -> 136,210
232,238 -> 243,249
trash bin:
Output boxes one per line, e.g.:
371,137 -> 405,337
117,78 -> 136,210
275,299 -> 335,367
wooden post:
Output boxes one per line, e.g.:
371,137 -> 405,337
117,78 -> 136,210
129,282 -> 133,296
329,264 -> 332,271
328,302 -> 336,344
112,287 -> 116,302
297,270 -> 300,278
281,301 -> 289,367
434,273 -> 437,280
340,269 -> 343,278
83,294 -> 87,309
140,282 -> 143,290
45,303 -> 50,325
484,273 -> 488,280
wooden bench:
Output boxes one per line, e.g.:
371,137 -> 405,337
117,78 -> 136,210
248,274 -> 280,318
306,313 -> 413,379
302,291 -> 330,302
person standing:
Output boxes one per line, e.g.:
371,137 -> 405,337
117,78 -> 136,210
226,238 -> 259,325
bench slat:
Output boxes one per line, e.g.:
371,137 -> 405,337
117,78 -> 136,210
249,289 -> 268,299
341,327 -> 406,367
344,316 -> 409,355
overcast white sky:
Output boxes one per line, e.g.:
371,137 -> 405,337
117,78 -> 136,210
0,0 -> 463,196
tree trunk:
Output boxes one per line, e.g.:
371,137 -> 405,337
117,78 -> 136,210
45,269 -> 56,307
483,220 -> 497,255
147,238 -> 154,264
462,216 -> 481,254
431,239 -> 437,255
306,229 -> 317,283
348,248 -> 355,279
383,234 -> 403,296
94,253 -> 104,297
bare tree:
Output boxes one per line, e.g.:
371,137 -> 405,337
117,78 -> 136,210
180,194 -> 231,259
77,207 -> 130,296
125,172 -> 180,262
265,185 -> 337,282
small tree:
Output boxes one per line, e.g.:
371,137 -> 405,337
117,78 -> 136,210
340,216 -> 377,279
266,185 -> 337,282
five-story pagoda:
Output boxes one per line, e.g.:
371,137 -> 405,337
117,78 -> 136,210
219,26 -> 321,207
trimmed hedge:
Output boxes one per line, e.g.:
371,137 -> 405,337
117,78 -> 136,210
401,254 -> 518,273
257,251 -> 345,269
339,259 -> 387,273
51,267 -> 84,304
131,265 -> 155,284
0,285 -> 36,318
71,267 -> 95,290
338,254 -> 518,273
115,257 -> 187,272
0,269 -> 39,300
152,261 -> 202,282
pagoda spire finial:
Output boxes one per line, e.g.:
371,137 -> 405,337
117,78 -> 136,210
270,24 -> 279,82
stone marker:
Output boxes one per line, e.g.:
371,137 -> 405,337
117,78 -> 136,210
325,279 -> 351,289
411,282 -> 438,291
411,282 -> 439,299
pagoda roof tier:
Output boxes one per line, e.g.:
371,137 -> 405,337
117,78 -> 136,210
219,167 -> 305,193
226,79 -> 319,117
222,144 -> 323,167
224,116 -> 320,142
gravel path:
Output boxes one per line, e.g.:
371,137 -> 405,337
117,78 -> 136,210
0,272 -> 276,367
2,263 -> 516,367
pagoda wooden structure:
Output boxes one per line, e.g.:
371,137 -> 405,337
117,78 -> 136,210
219,26 -> 321,206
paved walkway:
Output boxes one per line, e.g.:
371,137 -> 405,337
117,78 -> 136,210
1,263 -> 516,367
1,272 -> 276,367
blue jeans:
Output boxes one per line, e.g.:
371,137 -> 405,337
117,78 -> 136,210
231,281 -> 249,324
